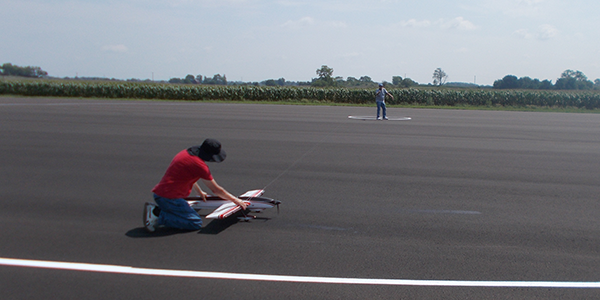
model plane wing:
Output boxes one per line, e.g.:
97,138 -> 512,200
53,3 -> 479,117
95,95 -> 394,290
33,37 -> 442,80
205,201 -> 250,219
187,189 -> 273,220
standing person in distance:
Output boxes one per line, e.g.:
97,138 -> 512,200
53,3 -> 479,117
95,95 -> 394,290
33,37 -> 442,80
143,138 -> 247,232
375,83 -> 394,120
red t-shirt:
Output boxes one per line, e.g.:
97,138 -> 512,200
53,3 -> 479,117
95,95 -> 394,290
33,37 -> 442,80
152,149 -> 213,199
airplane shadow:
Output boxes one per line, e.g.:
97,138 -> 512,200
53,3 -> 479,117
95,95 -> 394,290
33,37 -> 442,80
198,217 -> 240,235
125,227 -> 196,238
198,213 -> 272,235
126,213 -> 271,237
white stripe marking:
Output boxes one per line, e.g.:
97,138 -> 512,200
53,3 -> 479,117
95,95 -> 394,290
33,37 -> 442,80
1,257 -> 598,288
348,115 -> 412,121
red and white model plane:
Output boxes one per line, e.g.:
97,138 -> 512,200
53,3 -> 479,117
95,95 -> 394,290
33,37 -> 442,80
185,189 -> 281,221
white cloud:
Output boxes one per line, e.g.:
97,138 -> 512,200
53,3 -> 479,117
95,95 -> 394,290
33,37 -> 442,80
400,19 -> 431,28
479,0 -> 547,18
340,52 -> 361,58
275,0 -> 305,7
510,0 -> 545,17
101,45 -> 128,53
438,17 -> 477,31
399,17 -> 476,31
281,16 -> 315,28
514,28 -> 534,39
328,21 -> 348,28
280,17 -> 346,30
167,0 -> 249,8
537,24 -> 558,40
514,24 -> 558,40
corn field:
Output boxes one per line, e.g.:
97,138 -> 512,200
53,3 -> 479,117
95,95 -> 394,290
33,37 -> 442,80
2,79 -> 600,109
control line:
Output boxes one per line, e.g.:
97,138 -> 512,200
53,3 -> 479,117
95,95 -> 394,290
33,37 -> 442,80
1,257 -> 598,288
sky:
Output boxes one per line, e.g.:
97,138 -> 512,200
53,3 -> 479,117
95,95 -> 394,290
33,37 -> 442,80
2,0 -> 600,86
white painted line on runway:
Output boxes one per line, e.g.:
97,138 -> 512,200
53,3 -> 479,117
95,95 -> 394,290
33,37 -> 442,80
399,209 -> 482,215
1,257 -> 598,288
348,115 -> 411,121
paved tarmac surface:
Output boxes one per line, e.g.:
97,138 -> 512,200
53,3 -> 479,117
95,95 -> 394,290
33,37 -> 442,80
1,97 -> 599,299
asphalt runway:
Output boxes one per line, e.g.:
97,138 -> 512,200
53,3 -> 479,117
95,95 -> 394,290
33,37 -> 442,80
1,97 -> 599,299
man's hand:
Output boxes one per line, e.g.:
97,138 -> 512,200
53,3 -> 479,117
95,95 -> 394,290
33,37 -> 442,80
202,178 -> 248,209
193,182 -> 207,202
237,199 -> 248,210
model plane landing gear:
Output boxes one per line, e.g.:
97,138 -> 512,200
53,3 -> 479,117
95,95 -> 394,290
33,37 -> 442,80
238,215 -> 256,222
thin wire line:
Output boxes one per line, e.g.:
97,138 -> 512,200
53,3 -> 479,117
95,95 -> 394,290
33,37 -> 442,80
261,123 -> 342,191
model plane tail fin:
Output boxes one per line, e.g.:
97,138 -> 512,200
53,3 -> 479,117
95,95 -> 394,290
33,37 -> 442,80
239,189 -> 264,198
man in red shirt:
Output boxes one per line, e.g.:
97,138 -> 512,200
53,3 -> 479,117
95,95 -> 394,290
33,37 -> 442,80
144,139 -> 247,232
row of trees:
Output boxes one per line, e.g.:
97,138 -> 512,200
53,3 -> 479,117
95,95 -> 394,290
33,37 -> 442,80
0,63 -> 48,78
311,65 -> 419,88
4,62 -> 600,91
168,74 -> 228,85
493,70 -> 600,90
127,67 -> 600,91
168,74 -> 300,87
312,65 -> 600,91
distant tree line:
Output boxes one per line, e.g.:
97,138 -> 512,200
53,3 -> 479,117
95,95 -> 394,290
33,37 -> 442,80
4,62 -> 600,91
168,74 -> 228,85
493,70 -> 600,90
311,65 -> 419,88
1,63 -> 48,78
261,77 -> 308,86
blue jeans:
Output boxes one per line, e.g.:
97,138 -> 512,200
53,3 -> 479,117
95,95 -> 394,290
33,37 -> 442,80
153,194 -> 202,230
376,101 -> 386,118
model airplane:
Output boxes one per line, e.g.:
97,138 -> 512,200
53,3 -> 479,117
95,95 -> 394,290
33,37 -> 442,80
185,189 -> 281,221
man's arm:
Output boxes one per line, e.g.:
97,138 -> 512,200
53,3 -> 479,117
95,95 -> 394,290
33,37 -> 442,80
201,178 -> 247,210
192,182 -> 207,201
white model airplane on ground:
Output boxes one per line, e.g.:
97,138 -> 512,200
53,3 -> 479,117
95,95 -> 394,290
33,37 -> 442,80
185,189 -> 281,221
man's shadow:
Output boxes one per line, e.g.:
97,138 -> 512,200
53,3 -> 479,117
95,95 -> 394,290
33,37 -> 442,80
126,212 -> 271,237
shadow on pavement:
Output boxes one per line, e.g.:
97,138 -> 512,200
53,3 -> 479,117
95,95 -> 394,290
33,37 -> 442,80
126,212 -> 272,237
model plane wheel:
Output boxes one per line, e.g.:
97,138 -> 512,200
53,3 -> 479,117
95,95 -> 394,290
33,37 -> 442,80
238,215 -> 256,222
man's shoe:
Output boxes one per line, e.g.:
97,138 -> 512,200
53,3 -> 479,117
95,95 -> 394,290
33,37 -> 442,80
376,117 -> 382,120
143,202 -> 159,232
383,117 -> 388,120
